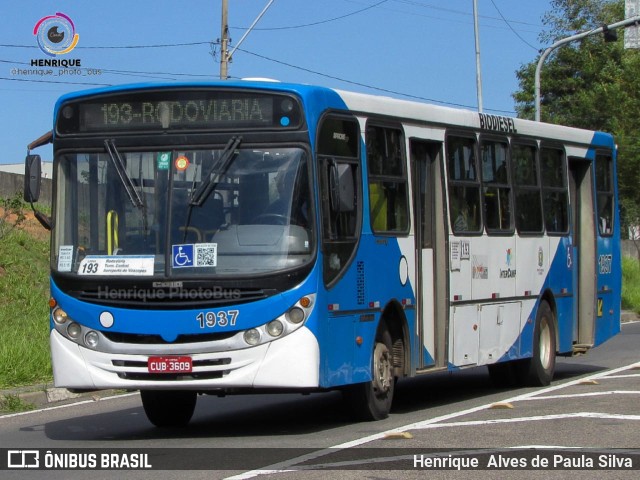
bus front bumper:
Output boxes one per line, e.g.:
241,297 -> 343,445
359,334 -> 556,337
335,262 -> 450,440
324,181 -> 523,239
50,326 -> 320,390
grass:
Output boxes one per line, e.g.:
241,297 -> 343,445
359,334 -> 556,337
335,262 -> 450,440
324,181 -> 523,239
622,256 -> 640,315
0,227 -> 52,388
0,394 -> 36,413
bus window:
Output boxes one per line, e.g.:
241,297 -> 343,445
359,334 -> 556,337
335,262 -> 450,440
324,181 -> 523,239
512,143 -> 543,234
318,115 -> 361,286
366,124 -> 409,234
481,138 -> 512,233
596,152 -> 614,236
447,135 -> 482,234
541,147 -> 569,234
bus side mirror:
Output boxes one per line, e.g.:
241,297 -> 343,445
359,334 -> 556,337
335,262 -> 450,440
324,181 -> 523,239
329,162 -> 355,213
24,154 -> 42,203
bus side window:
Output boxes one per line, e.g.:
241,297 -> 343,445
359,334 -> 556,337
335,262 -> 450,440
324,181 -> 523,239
512,143 -> 543,234
366,124 -> 409,234
447,135 -> 482,235
317,114 -> 361,286
541,147 -> 569,234
481,138 -> 512,233
596,153 -> 614,236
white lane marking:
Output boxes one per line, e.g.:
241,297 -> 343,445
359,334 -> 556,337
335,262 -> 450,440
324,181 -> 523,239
418,412 -> 640,429
226,360 -> 640,479
0,392 -> 139,419
519,391 -> 640,401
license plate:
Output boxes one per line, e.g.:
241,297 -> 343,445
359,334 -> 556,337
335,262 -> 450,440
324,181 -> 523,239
147,356 -> 192,374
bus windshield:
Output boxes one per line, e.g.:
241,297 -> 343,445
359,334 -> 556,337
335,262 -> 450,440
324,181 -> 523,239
53,145 -> 314,277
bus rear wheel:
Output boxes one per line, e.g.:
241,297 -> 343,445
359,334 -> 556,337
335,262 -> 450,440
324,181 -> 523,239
140,390 -> 197,428
343,326 -> 395,421
519,301 -> 556,386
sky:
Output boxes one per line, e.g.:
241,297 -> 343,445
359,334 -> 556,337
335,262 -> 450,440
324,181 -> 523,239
0,0 -> 555,164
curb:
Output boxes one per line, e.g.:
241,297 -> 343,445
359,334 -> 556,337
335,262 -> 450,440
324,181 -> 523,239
0,384 -> 132,414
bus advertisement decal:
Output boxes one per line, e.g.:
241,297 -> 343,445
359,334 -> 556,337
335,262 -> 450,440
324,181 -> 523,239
472,255 -> 488,279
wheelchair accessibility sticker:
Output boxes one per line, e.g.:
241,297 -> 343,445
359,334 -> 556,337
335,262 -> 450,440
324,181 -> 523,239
172,243 -> 218,268
172,244 -> 194,268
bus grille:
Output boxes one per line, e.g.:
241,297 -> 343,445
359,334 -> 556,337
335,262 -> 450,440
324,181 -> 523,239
102,331 -> 237,345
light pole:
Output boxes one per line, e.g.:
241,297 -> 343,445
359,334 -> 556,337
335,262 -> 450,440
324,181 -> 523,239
535,16 -> 640,122
472,0 -> 483,113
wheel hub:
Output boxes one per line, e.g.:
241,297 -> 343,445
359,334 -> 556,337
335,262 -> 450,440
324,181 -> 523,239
373,342 -> 392,394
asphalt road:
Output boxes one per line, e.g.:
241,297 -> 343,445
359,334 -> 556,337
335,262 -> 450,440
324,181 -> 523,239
1,321 -> 639,480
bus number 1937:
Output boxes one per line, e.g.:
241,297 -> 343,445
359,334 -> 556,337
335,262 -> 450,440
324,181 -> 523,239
197,310 -> 239,329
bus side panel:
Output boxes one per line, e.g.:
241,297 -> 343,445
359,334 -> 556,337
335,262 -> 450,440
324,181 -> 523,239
593,133 -> 622,346
320,235 -> 416,387
594,223 -> 622,346
544,236 -> 575,353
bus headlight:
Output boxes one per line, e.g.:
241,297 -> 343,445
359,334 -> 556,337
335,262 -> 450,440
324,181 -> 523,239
286,307 -> 305,324
266,320 -> 284,337
53,307 -> 69,325
236,294 -> 315,349
84,331 -> 99,349
244,329 -> 261,346
67,322 -> 82,339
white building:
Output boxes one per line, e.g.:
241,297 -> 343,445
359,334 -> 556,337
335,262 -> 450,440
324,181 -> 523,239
0,162 -> 53,178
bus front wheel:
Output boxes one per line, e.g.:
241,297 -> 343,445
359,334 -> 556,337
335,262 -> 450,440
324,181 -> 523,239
140,390 -> 197,427
343,326 -> 395,421
519,301 -> 556,386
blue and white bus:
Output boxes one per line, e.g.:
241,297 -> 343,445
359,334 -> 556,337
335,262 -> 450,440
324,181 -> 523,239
25,80 -> 621,427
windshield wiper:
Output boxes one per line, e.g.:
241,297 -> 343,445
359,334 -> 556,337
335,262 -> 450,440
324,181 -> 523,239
104,139 -> 144,209
190,135 -> 242,206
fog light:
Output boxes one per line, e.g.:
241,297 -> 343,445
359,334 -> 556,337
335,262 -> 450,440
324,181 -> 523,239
67,322 -> 81,339
244,328 -> 261,346
53,307 -> 68,325
85,331 -> 99,348
266,320 -> 284,337
286,307 -> 305,324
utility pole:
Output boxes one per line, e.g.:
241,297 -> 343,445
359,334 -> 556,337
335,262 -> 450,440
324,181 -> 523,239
472,0 -> 483,113
218,0 -> 275,80
219,0 -> 230,80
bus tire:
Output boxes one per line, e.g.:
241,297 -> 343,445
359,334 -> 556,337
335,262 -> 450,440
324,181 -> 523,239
343,326 -> 395,421
520,301 -> 556,386
140,390 -> 197,428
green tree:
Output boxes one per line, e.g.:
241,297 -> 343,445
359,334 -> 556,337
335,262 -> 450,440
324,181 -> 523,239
513,0 -> 640,235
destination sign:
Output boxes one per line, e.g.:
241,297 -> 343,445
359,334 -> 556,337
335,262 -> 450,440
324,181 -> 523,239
56,90 -> 302,134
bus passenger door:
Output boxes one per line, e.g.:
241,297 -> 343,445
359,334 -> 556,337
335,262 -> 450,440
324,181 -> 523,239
569,158 -> 597,348
410,140 -> 445,369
